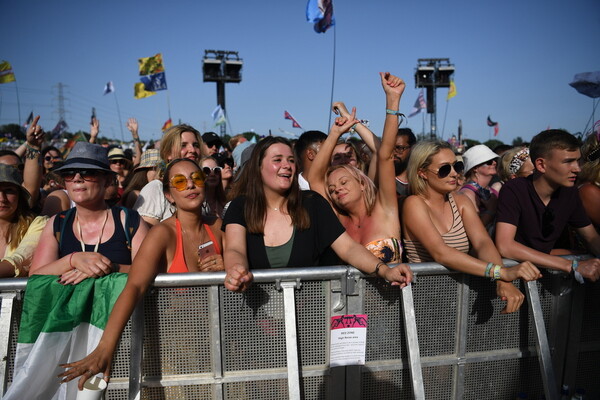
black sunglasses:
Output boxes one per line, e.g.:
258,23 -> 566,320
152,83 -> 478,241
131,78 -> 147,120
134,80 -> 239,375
60,169 -> 105,182
431,161 -> 464,178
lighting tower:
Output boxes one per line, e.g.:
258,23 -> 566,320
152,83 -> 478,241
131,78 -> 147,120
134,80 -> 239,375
414,58 -> 455,139
202,50 -> 243,136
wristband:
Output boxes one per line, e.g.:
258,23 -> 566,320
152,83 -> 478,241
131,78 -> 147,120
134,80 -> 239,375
491,265 -> 502,281
372,262 -> 385,278
386,109 -> 403,116
572,259 -> 584,284
484,262 -> 494,278
69,252 -> 76,270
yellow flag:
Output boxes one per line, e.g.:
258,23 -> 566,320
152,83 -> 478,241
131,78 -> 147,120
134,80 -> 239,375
0,61 -> 16,84
134,82 -> 156,99
447,80 -> 457,100
138,53 -> 164,76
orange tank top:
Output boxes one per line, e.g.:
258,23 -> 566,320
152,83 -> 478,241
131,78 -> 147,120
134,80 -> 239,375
168,219 -> 221,273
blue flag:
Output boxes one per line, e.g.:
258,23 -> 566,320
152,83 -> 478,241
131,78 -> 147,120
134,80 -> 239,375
306,0 -> 335,33
140,72 -> 167,92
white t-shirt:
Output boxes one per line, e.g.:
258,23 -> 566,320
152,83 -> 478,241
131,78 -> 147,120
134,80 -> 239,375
133,180 -> 173,222
298,172 -> 310,191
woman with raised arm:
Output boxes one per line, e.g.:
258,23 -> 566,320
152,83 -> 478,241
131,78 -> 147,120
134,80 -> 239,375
307,72 -> 404,263
30,142 -> 149,283
402,141 -> 542,314
222,135 -> 412,293
58,158 -> 224,389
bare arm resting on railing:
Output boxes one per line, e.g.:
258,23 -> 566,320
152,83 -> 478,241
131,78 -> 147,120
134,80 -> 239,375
57,221 -> 169,389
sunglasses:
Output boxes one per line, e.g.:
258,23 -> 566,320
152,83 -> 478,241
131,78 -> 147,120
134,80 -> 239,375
44,156 -> 61,162
430,161 -> 465,178
170,170 -> 206,191
61,169 -> 104,182
479,158 -> 497,167
202,166 -> 222,175
110,159 -> 126,165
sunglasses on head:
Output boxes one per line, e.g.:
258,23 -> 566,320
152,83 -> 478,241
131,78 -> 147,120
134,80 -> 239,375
170,170 -> 205,191
432,161 -> 464,178
61,169 -> 104,182
202,166 -> 222,175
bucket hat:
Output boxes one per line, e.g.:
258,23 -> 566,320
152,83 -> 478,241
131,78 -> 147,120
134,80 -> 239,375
54,142 -> 113,173
462,144 -> 498,173
135,149 -> 161,171
0,163 -> 31,203
108,147 -> 127,161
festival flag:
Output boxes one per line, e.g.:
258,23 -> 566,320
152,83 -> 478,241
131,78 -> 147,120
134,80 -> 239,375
103,81 -> 114,95
134,82 -> 156,99
284,110 -> 303,129
162,118 -> 172,132
212,105 -> 226,126
135,54 -> 167,99
3,274 -> 127,400
0,61 -> 16,84
138,53 -> 165,76
140,72 -> 167,92
487,115 -> 500,136
51,119 -> 68,138
408,91 -> 427,117
23,112 -> 34,128
306,0 -> 335,33
447,80 -> 457,100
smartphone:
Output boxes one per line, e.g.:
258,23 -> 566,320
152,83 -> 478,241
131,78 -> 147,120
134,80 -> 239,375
198,241 -> 217,262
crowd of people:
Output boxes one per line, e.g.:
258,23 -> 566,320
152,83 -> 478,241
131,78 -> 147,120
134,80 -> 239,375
0,72 -> 599,390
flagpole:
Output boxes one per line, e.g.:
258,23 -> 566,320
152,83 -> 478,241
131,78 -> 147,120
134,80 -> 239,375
113,94 -> 125,143
441,100 -> 449,140
14,80 -> 22,126
166,90 -> 172,121
327,25 -> 337,130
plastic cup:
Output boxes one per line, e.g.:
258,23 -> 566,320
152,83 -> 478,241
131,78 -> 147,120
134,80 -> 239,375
76,376 -> 107,400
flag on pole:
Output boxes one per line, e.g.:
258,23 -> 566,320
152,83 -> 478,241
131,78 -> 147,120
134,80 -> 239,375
447,80 -> 457,100
103,81 -> 114,95
212,105 -> 226,126
487,115 -> 500,136
135,53 -> 167,98
162,118 -> 173,132
284,111 -> 303,129
51,120 -> 68,138
306,0 -> 335,33
3,274 -> 127,400
408,91 -> 427,117
23,112 -> 34,128
0,61 -> 16,84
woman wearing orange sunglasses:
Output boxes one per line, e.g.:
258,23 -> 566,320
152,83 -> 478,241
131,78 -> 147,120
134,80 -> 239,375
58,158 -> 224,389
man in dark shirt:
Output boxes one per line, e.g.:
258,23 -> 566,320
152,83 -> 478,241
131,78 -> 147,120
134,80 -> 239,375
495,129 -> 600,281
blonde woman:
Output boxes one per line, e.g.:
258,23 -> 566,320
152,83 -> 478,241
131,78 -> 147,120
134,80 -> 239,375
403,141 -> 541,314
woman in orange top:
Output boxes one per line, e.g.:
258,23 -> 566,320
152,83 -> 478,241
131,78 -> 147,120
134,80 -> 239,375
58,158 -> 224,389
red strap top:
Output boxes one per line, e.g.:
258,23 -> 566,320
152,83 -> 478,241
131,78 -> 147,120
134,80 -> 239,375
167,219 -> 221,273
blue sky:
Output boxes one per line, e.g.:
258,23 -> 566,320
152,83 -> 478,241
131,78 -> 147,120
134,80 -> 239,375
1,0 -> 599,144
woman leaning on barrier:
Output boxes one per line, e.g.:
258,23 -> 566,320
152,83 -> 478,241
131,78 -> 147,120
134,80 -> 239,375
58,158 -> 225,389
402,141 -> 542,314
221,134 -> 413,292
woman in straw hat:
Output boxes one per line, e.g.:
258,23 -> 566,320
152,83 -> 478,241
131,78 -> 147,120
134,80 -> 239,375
121,149 -> 161,209
30,142 -> 149,283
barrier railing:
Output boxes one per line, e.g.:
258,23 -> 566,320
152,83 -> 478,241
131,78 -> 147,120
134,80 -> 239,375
0,259 -> 598,400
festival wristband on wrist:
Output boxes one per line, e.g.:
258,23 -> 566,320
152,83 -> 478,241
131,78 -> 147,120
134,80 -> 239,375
571,259 -> 584,284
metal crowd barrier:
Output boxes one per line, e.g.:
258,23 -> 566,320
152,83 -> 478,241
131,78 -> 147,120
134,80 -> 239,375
0,259 -> 598,400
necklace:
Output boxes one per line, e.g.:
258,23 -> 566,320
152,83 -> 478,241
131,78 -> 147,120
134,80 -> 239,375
76,208 -> 110,253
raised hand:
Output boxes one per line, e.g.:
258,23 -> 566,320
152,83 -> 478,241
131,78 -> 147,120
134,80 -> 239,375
380,72 -> 406,98
26,115 -> 44,148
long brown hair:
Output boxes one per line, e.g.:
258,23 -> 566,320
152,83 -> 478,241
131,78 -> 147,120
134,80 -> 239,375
232,136 -> 309,234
